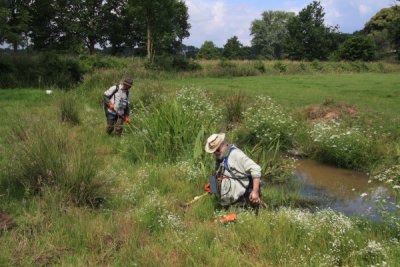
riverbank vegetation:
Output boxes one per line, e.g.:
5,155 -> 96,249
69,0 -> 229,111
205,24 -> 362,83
1,62 -> 399,265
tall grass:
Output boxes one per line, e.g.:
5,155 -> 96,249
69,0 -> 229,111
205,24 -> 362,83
125,86 -> 221,163
2,119 -> 108,206
59,92 -> 80,124
223,91 -> 246,129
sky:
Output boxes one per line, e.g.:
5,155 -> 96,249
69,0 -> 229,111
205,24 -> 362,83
184,0 -> 396,47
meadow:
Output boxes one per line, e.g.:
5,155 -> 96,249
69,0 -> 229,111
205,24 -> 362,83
0,59 -> 399,266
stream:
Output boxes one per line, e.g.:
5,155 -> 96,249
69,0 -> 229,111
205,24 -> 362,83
294,159 -> 395,220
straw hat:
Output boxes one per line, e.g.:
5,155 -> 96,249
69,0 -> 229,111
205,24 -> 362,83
205,133 -> 225,153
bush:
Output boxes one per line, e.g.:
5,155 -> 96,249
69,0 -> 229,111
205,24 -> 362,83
273,62 -> 288,73
338,35 -> 376,61
0,53 -> 86,89
310,60 -> 324,71
253,60 -> 266,73
145,55 -> 201,71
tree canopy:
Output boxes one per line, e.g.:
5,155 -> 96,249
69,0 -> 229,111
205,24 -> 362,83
285,1 -> 338,60
197,41 -> 220,59
250,10 -> 294,59
1,0 -> 190,56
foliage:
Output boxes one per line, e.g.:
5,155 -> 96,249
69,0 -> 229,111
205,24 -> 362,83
388,6 -> 400,59
0,0 -> 30,51
1,73 -> 400,265
250,10 -> 295,59
338,35 -> 376,61
222,36 -> 243,59
364,6 -> 399,59
285,1 -> 338,60
197,40 -> 221,59
145,55 -> 201,71
125,86 -> 220,163
5,0 -> 190,55
240,96 -> 297,149
0,53 -> 85,89
273,61 -> 288,72
128,0 -> 190,60
310,120 -> 379,169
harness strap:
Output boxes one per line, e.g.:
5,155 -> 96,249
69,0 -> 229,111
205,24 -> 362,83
223,145 -> 252,192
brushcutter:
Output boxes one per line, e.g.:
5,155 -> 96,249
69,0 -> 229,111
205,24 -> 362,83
180,192 -> 209,209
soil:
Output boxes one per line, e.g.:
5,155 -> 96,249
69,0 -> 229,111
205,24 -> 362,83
302,99 -> 357,121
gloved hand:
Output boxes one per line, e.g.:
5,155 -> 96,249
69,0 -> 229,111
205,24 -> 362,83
108,103 -> 115,110
124,115 -> 130,124
204,183 -> 210,193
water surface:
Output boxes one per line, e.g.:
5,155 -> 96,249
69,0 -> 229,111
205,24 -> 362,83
295,159 -> 393,220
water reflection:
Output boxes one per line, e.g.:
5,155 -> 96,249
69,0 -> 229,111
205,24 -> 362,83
295,159 -> 394,220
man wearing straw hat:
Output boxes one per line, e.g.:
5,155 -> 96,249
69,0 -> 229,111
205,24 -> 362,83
103,77 -> 133,136
205,133 -> 261,209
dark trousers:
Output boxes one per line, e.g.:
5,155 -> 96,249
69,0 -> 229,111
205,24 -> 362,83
106,115 -> 124,136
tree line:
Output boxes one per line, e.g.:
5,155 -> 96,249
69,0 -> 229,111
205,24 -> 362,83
0,0 -> 190,60
196,2 -> 400,61
1,1 -> 399,61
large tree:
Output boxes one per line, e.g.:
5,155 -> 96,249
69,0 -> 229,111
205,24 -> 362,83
128,0 -> 190,61
1,0 -> 30,51
337,35 -> 376,61
250,10 -> 294,59
223,36 -> 243,59
76,0 -> 107,54
388,6 -> 400,59
365,6 -> 400,59
197,40 -> 220,59
285,1 -> 338,60
29,0 -> 82,52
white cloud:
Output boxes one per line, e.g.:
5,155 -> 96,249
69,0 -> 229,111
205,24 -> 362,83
184,0 -> 393,47
358,4 -> 371,16
185,0 -> 258,47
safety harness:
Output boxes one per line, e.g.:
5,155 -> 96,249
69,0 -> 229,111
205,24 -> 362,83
219,145 -> 253,198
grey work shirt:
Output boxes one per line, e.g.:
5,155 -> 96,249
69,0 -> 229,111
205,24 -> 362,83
104,84 -> 130,116
217,145 -> 262,206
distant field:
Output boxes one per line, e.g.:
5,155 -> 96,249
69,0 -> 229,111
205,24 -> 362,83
162,72 -> 400,116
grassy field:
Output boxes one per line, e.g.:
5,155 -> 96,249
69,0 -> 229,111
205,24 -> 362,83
163,73 -> 400,115
1,65 -> 399,266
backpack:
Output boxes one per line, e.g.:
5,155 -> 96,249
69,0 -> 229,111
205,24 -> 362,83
102,85 -> 119,113
211,145 -> 254,206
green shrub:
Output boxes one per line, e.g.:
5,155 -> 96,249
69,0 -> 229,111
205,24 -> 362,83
145,55 -> 201,71
0,53 -> 86,89
253,60 -> 266,73
338,35 -> 376,61
349,61 -> 370,72
273,62 -> 288,73
310,60 -> 324,71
